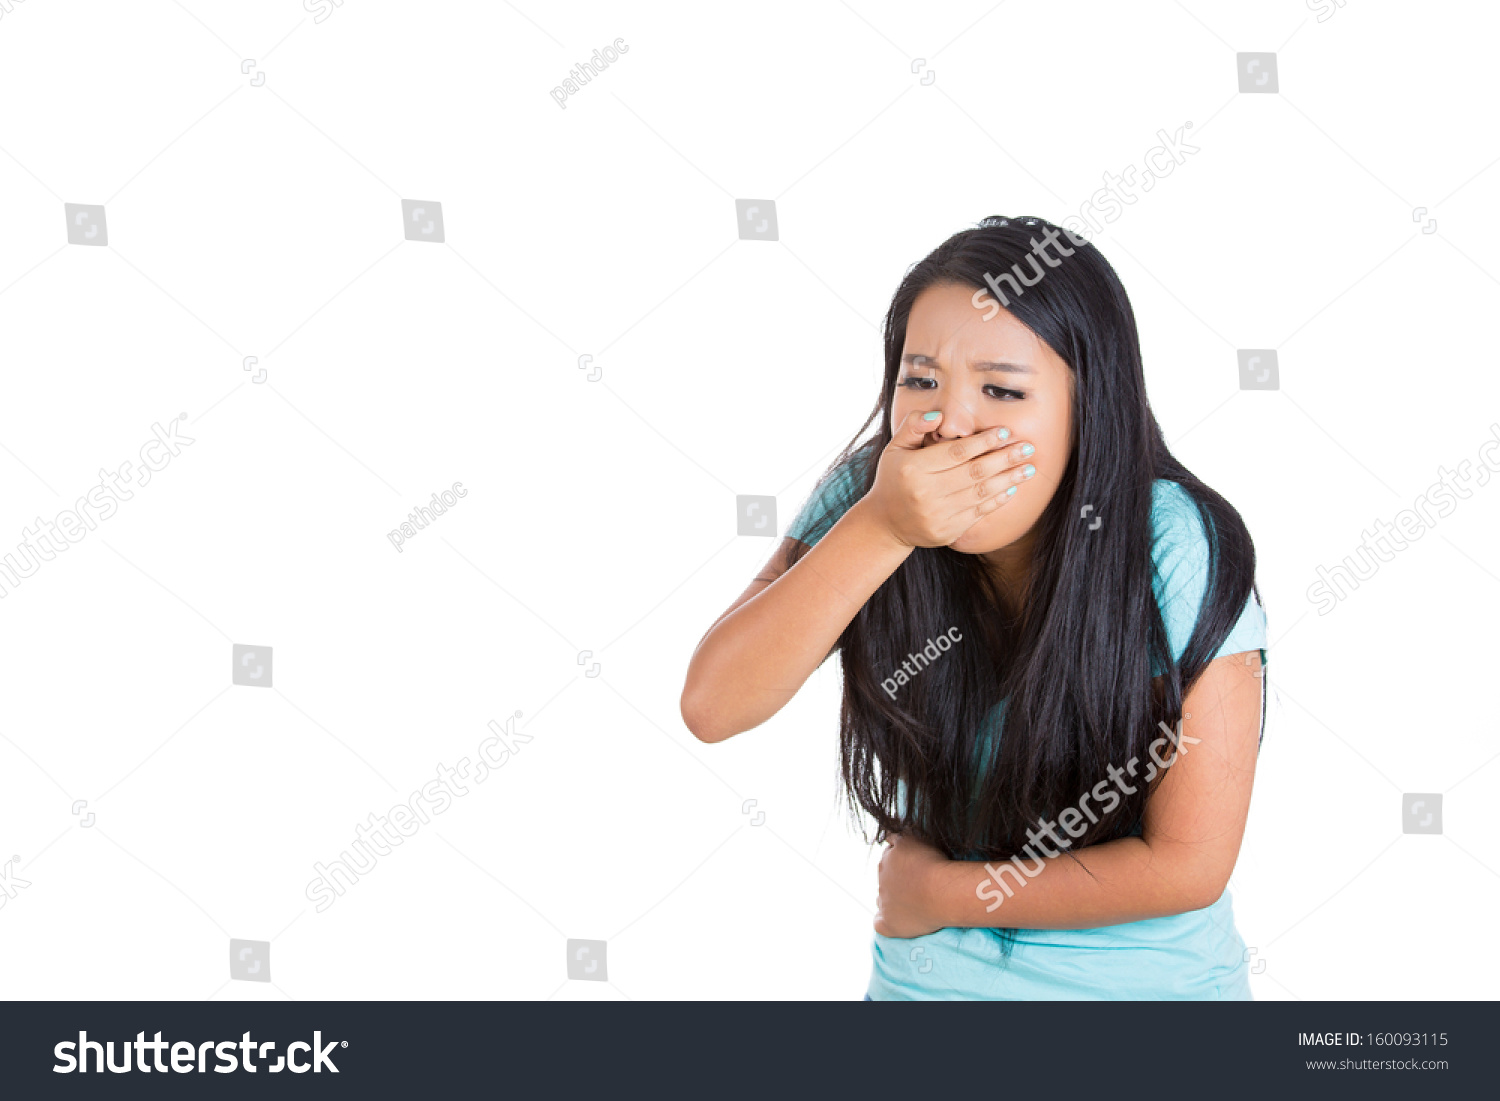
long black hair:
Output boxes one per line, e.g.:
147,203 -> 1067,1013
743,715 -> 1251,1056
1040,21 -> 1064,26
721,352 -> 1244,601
789,215 -> 1264,913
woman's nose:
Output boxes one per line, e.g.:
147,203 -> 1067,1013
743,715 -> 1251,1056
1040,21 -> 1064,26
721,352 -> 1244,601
933,396 -> 979,439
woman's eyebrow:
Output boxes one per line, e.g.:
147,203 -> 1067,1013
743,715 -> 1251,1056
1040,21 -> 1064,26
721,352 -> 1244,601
902,353 -> 1035,376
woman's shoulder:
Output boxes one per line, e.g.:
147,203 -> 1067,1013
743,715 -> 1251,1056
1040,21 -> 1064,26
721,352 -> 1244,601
1147,478 -> 1219,609
1147,477 -> 1266,665
1148,478 -> 1212,561
1149,477 -> 1197,523
825,438 -> 879,493
785,440 -> 878,547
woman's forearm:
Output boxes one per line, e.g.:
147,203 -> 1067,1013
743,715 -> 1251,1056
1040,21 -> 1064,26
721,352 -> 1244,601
682,499 -> 913,743
927,835 -> 1222,930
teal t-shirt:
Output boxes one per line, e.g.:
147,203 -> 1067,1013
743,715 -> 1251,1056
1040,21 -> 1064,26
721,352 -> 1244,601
785,451 -> 1268,1000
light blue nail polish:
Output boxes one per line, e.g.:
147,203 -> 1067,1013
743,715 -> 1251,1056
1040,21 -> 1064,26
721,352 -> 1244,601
923,411 -> 940,421
1005,485 -> 1017,496
1023,464 -> 1035,478
1019,443 -> 1034,457
997,427 -> 1010,440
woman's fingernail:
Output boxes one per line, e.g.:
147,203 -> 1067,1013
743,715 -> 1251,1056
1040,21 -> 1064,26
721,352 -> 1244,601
1005,485 -> 1017,497
996,427 -> 1010,440
1022,464 -> 1035,479
923,411 -> 941,421
1019,443 -> 1035,457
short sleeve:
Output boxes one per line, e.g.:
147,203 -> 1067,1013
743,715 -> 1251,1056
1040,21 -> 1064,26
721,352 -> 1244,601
1149,480 -> 1266,677
785,446 -> 872,548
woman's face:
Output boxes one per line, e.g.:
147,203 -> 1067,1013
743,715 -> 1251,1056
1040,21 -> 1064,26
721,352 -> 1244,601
891,280 -> 1074,560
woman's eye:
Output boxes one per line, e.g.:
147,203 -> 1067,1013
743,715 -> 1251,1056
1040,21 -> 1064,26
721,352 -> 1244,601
898,378 -> 1024,399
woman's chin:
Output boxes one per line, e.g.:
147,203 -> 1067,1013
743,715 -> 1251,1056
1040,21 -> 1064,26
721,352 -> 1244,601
946,526 -> 991,553
947,516 -> 1015,555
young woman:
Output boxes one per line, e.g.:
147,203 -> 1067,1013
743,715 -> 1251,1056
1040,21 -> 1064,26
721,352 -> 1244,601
680,215 -> 1268,1000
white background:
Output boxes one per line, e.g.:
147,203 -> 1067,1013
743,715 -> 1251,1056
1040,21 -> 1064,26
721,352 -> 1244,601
0,0 -> 1496,1001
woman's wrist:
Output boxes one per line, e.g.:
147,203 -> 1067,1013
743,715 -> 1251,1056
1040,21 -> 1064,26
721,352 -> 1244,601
917,851 -> 966,930
845,496 -> 916,559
